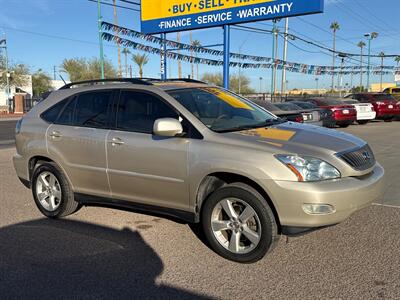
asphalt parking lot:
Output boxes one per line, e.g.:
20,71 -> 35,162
0,121 -> 399,299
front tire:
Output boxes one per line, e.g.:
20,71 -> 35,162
201,183 -> 278,263
338,123 -> 350,128
32,162 -> 81,218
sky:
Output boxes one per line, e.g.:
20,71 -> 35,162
1,0 -> 399,92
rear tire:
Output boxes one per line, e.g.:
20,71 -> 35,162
357,120 -> 369,125
384,117 -> 393,122
338,124 -> 350,128
201,183 -> 279,263
32,162 -> 81,218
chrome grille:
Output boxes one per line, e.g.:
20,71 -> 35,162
337,144 -> 376,171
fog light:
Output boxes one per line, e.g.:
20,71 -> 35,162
302,204 -> 335,215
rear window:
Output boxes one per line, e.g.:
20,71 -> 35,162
274,103 -> 302,111
292,102 -> 317,109
343,100 -> 359,104
41,99 -> 69,123
318,99 -> 343,106
373,94 -> 396,101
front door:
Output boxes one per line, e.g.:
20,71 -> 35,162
106,90 -> 190,211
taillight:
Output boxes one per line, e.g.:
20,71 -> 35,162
375,101 -> 384,105
295,116 -> 304,123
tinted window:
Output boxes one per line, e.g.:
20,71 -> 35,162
292,102 -> 317,109
57,97 -> 77,125
275,103 -> 302,111
74,91 -> 113,128
116,91 -> 178,133
41,99 -> 69,123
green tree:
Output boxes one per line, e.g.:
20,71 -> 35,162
32,70 -> 52,97
395,56 -> 400,66
0,56 -> 30,88
132,53 -> 149,78
330,21 -> 340,90
201,72 -> 255,94
122,48 -> 131,77
61,57 -> 117,82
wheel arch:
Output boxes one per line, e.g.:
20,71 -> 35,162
28,155 -> 74,190
196,172 -> 282,233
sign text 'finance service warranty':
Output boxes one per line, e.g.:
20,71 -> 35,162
141,0 -> 324,34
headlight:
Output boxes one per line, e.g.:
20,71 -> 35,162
275,155 -> 341,182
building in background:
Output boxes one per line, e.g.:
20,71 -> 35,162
0,75 -> 32,113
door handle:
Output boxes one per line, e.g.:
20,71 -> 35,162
108,137 -> 125,146
49,131 -> 62,138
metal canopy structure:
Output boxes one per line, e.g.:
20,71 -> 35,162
140,0 -> 324,89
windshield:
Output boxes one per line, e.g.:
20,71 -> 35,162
168,87 -> 278,132
274,103 -> 302,111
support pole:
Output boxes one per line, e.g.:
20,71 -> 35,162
366,37 -> 371,92
97,0 -> 105,79
270,20 -> 276,101
281,18 -> 289,96
223,25 -> 230,89
161,33 -> 167,80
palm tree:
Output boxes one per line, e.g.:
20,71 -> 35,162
132,53 -> 149,78
191,40 -> 201,79
357,41 -> 366,91
379,52 -> 385,92
122,48 -> 131,77
330,22 -> 340,91
395,56 -> 400,66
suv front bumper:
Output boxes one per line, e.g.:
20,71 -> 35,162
269,163 -> 385,228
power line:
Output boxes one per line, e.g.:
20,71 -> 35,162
119,0 -> 141,6
87,0 -> 140,12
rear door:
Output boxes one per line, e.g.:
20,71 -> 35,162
106,90 -> 190,211
47,90 -> 114,197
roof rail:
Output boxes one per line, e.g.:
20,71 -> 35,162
163,78 -> 207,84
59,78 -> 153,90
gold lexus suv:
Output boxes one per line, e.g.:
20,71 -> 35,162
13,78 -> 385,263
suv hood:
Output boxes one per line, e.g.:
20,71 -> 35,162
223,121 -> 366,154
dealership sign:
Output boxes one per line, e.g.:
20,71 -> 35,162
141,0 -> 324,34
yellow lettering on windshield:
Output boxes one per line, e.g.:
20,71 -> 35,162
204,88 -> 253,110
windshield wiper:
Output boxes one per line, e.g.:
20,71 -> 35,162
215,118 -> 286,133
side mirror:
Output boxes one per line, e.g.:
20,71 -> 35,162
153,118 -> 183,137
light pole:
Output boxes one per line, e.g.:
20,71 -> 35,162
315,77 -> 319,93
259,77 -> 263,94
281,18 -> 289,95
365,32 -> 378,92
97,0 -> 105,79
270,20 -> 278,100
338,53 -> 346,98
0,35 -> 10,108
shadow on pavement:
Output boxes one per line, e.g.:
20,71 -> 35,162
0,219 -> 211,299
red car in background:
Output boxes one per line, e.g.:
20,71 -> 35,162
345,93 -> 400,121
300,98 -> 357,128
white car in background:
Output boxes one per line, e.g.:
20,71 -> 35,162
341,99 -> 376,125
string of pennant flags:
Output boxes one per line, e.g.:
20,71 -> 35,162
101,22 -> 400,76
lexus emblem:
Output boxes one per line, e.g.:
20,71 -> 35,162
362,151 -> 371,160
